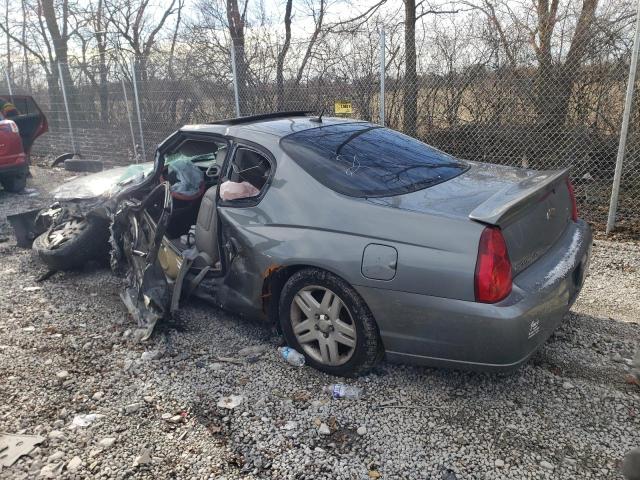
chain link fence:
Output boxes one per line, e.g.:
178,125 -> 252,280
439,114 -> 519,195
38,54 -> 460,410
0,26 -> 638,234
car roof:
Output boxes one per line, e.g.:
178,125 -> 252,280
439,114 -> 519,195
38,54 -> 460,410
180,114 -> 366,139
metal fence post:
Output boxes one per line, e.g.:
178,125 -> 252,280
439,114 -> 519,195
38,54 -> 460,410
57,62 -> 78,154
4,66 -> 12,97
121,77 -> 138,164
130,59 -> 147,162
606,3 -> 640,234
230,45 -> 241,117
379,29 -> 385,127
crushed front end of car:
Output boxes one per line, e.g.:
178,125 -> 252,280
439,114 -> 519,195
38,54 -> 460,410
10,163 -> 153,270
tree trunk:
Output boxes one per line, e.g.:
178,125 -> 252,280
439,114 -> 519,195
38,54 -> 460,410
534,63 -> 574,129
403,0 -> 417,137
532,0 -> 598,130
20,0 -> 30,91
46,73 -> 62,128
41,0 -> 82,122
276,0 -> 293,110
96,0 -> 109,125
227,0 -> 249,115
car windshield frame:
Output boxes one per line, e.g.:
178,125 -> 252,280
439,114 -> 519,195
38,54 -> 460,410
280,122 -> 469,198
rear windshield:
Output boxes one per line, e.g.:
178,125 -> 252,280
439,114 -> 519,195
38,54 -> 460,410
280,123 -> 468,197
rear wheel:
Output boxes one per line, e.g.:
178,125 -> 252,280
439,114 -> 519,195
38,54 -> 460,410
32,217 -> 110,270
279,268 -> 383,376
1,172 -> 27,193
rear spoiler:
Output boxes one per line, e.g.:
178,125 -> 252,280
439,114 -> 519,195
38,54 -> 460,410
469,168 -> 570,226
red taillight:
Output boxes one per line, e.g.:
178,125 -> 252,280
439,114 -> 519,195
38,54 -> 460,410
565,178 -> 578,222
475,226 -> 512,303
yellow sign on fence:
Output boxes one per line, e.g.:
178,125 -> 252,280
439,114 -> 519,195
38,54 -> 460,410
334,101 -> 353,114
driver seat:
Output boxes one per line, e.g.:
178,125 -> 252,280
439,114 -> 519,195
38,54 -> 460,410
194,185 -> 220,268
169,185 -> 220,313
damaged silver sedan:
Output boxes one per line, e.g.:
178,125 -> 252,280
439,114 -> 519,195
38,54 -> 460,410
14,112 -> 592,377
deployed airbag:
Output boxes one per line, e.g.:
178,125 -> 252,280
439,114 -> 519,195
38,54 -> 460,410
220,180 -> 260,201
167,159 -> 204,199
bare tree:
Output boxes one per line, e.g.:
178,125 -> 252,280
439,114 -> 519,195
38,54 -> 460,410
104,0 -> 179,79
275,0 -> 292,110
226,0 -> 250,112
472,0 -> 601,129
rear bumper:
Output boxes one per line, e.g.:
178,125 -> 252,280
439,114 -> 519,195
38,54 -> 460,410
355,220 -> 592,372
0,153 -> 27,176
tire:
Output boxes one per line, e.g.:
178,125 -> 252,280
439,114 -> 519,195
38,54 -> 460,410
32,217 -> 110,271
64,159 -> 103,173
279,268 -> 383,377
1,172 -> 27,193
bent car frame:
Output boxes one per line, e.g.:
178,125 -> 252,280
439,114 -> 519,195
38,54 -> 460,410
18,112 -> 592,376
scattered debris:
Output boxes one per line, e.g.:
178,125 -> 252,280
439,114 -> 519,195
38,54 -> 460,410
0,433 -> 45,467
282,421 -> 297,431
279,346 -> 305,366
22,286 -> 42,292
217,395 -> 245,410
357,426 -> 367,436
141,350 -> 163,361
70,413 -> 103,428
133,448 -> 152,467
318,423 -> 331,435
562,381 -> 575,390
55,370 -> 70,380
323,384 -> 362,399
98,437 -> 116,449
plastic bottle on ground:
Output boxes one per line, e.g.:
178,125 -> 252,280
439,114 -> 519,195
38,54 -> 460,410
323,384 -> 362,400
278,346 -> 305,367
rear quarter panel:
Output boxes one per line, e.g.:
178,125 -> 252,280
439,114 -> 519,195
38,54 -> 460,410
217,150 -> 484,318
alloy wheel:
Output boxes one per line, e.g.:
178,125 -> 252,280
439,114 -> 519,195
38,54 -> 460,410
290,285 -> 357,366
46,219 -> 87,249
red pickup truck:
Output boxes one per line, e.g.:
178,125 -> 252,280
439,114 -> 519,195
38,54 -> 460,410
0,95 -> 48,192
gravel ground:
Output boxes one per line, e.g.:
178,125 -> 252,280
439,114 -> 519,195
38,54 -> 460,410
1,166 -> 639,480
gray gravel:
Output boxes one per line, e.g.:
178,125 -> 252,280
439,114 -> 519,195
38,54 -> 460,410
1,166 -> 639,479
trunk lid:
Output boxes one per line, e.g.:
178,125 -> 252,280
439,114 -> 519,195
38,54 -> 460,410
368,161 -> 573,274
7,95 -> 48,153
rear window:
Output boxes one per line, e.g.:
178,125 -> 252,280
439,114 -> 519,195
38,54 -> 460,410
280,123 -> 468,197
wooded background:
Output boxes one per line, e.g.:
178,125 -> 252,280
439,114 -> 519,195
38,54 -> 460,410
0,0 -> 638,232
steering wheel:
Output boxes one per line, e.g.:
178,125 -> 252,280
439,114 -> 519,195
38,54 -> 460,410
205,163 -> 221,179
